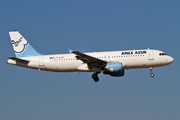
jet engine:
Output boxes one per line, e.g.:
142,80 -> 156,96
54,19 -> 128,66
103,69 -> 125,77
102,62 -> 125,77
104,62 -> 122,72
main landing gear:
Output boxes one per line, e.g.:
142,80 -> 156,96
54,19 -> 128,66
149,67 -> 154,77
92,72 -> 100,82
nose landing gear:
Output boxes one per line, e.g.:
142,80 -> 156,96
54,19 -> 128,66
149,67 -> 154,77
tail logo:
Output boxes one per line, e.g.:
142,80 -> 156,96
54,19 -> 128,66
11,37 -> 29,54
12,37 -> 22,47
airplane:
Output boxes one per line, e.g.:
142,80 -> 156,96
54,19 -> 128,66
7,31 -> 174,82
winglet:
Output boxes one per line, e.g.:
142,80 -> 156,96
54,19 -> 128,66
68,49 -> 73,54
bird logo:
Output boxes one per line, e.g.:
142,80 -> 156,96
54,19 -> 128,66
11,37 -> 29,54
11,37 -> 22,47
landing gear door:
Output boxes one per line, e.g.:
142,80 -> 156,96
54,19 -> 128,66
148,50 -> 154,60
39,57 -> 44,66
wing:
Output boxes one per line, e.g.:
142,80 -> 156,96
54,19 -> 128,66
72,51 -> 107,66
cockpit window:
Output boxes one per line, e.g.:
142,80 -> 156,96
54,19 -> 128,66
159,53 -> 167,56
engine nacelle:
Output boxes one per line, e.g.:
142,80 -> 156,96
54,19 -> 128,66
103,69 -> 125,77
104,62 -> 122,72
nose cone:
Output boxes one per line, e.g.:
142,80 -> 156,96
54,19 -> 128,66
168,56 -> 174,64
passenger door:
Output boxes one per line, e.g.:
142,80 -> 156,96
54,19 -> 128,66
148,50 -> 154,60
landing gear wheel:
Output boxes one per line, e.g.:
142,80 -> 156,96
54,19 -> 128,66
92,73 -> 99,82
94,77 -> 99,82
149,67 -> 154,78
150,73 -> 154,77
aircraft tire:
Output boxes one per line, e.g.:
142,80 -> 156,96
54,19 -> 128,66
150,73 -> 154,77
92,73 -> 99,82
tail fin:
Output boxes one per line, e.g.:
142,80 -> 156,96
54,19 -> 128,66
9,31 -> 41,58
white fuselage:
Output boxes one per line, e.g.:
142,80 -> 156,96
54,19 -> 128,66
7,49 -> 174,72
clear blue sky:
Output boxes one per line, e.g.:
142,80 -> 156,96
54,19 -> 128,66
0,0 -> 180,120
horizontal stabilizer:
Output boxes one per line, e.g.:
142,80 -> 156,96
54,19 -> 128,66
8,57 -> 29,63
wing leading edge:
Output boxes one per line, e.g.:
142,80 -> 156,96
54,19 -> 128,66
72,51 -> 107,64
